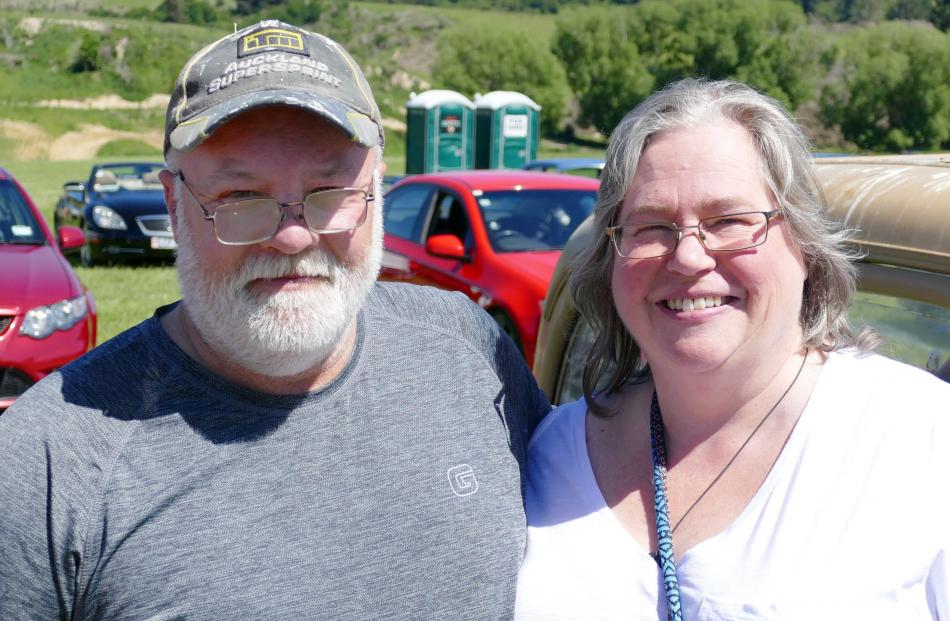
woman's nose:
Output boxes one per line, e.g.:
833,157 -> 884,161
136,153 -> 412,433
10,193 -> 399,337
665,227 -> 716,275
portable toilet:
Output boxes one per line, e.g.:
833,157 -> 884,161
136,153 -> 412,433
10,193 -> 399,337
405,90 -> 475,174
474,91 -> 541,169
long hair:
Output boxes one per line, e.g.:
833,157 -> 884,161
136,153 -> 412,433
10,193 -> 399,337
570,78 -> 872,416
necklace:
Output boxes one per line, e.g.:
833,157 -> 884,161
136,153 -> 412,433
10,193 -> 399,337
649,350 -> 809,621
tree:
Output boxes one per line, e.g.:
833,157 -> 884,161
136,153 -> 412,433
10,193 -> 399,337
70,32 -> 101,73
934,0 -> 950,31
553,0 -> 821,134
156,0 -> 221,25
820,21 -> 950,150
431,29 -> 570,134
552,11 -> 655,134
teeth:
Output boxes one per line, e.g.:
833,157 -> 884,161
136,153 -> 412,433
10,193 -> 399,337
665,296 -> 723,311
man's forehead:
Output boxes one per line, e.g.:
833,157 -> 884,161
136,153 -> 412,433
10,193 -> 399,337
204,156 -> 361,179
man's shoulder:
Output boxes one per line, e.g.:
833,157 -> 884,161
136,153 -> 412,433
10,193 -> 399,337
366,282 -> 499,339
4,315 -> 168,430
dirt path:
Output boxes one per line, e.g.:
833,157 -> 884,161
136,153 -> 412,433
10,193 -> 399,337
2,92 -> 401,160
0,93 -> 166,159
0,119 -> 163,160
50,124 -> 163,160
0,120 -> 51,159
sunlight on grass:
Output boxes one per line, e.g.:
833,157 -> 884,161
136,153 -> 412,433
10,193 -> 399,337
74,263 -> 181,345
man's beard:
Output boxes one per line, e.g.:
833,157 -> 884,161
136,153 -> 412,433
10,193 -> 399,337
173,179 -> 383,378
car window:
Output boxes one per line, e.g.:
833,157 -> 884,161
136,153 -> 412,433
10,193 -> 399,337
556,317 -> 597,405
0,180 -> 44,245
93,164 -> 164,192
478,189 -> 597,252
426,193 -> 471,247
849,292 -> 950,376
383,184 -> 434,242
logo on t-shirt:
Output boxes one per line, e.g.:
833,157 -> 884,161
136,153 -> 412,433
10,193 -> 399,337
447,464 -> 478,497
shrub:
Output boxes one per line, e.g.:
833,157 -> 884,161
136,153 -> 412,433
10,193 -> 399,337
432,29 -> 570,134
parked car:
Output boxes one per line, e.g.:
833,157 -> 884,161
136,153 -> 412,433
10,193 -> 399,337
0,166 -> 97,412
381,174 -> 404,193
523,157 -> 605,178
534,153 -> 950,404
380,170 -> 600,365
54,162 -> 175,266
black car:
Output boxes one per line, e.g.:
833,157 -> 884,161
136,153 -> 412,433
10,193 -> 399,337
54,162 -> 175,266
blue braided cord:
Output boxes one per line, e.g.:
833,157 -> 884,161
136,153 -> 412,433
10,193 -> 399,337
650,392 -> 683,621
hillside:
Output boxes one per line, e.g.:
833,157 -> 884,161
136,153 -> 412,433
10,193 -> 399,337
0,2 -> 575,170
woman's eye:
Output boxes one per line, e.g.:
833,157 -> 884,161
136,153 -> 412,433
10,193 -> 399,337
706,215 -> 754,229
632,224 -> 671,235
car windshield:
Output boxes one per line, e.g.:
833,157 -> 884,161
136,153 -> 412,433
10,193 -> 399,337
0,180 -> 45,245
478,189 -> 597,252
92,163 -> 164,192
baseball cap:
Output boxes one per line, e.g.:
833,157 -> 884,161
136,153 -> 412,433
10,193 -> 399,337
165,20 -> 383,153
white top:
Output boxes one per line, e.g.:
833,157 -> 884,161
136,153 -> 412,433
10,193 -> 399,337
516,350 -> 950,620
406,89 -> 474,109
474,90 -> 540,110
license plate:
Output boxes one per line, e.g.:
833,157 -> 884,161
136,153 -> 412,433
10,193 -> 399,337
151,236 -> 177,250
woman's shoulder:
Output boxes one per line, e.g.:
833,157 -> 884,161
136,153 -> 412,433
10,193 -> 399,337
826,349 -> 950,400
530,397 -> 587,449
814,349 -> 950,444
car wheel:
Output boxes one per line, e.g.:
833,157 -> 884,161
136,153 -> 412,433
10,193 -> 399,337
489,309 -> 523,354
80,237 -> 95,267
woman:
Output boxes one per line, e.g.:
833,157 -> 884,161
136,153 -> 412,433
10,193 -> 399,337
515,79 -> 950,620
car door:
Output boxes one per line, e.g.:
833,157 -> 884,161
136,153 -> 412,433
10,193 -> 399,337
380,182 -> 436,284
408,189 -> 482,302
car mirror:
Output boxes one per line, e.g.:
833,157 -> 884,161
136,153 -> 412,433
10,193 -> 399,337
57,225 -> 85,252
426,234 -> 468,261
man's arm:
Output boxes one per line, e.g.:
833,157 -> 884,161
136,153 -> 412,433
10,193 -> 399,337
0,379 -> 100,620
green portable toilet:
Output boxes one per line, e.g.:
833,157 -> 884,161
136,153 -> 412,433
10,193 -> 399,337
405,90 -> 475,174
474,91 -> 541,169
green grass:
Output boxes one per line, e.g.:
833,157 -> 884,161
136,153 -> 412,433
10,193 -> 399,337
73,263 -> 181,344
97,139 -> 163,158
5,159 -> 105,221
357,1 -> 559,43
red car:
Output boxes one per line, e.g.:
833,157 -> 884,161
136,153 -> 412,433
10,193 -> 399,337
381,170 -> 599,365
0,167 -> 97,412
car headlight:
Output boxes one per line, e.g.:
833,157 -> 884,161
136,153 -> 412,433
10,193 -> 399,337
91,205 -> 127,230
20,295 -> 89,340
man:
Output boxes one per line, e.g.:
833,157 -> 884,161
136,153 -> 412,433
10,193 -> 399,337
0,21 -> 548,619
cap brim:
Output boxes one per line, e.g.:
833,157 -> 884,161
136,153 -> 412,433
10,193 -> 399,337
168,90 -> 382,152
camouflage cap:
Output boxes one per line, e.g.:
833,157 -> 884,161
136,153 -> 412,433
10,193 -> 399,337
165,20 -> 383,153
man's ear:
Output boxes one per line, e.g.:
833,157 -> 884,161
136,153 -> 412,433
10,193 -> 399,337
159,168 -> 179,238
377,159 -> 387,177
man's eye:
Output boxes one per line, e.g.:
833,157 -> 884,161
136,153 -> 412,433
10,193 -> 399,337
225,191 -> 259,199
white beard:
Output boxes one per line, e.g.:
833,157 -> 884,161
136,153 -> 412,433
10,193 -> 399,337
173,179 -> 383,378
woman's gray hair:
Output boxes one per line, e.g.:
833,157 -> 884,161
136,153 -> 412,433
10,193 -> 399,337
571,78 -> 873,416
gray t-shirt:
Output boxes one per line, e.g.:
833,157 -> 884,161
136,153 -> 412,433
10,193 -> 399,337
0,282 -> 549,620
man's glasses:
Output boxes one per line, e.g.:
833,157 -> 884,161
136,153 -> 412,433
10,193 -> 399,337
175,171 -> 374,245
606,210 -> 781,259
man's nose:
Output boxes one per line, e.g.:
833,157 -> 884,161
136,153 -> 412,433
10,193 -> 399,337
262,204 -> 318,254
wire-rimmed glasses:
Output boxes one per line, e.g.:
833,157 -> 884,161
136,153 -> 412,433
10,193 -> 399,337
605,210 -> 781,259
175,171 -> 374,246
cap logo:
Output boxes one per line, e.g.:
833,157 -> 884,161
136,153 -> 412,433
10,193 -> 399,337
239,27 -> 308,58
